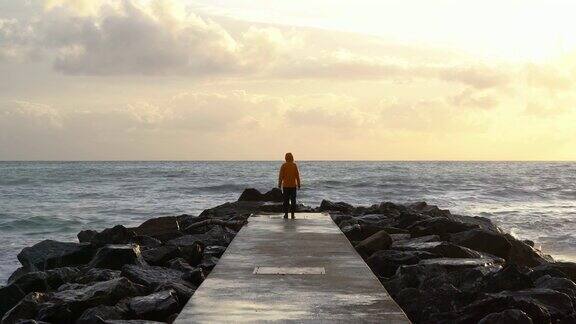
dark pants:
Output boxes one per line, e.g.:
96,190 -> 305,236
283,187 -> 297,215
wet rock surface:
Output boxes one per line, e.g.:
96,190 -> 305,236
3,188 -> 575,323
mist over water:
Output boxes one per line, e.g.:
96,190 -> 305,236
1,161 -> 575,283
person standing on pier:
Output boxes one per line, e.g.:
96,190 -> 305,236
278,153 -> 301,219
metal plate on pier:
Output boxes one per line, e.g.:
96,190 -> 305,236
253,266 -> 326,275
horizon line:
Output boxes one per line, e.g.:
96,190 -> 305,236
1,160 -> 575,163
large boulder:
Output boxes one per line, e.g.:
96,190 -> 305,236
450,229 -> 512,259
367,250 -> 436,278
127,290 -> 179,321
89,225 -> 137,247
77,230 -> 98,244
478,309 -> 534,324
121,265 -> 192,290
17,240 -> 96,271
88,244 -> 147,270
354,231 -> 392,257
37,278 -> 146,323
319,200 -> 354,213
489,289 -> 575,321
154,282 -> 195,306
475,264 -> 535,294
76,305 -> 126,324
531,262 -> 576,282
10,267 -> 82,295
237,188 -> 282,202
1,292 -> 50,324
76,268 -> 121,284
504,234 -> 550,267
0,285 -> 27,319
450,295 -> 551,324
535,275 -> 576,301
393,241 -> 485,259
130,217 -> 181,242
409,217 -> 478,237
407,202 -> 451,218
141,245 -> 181,266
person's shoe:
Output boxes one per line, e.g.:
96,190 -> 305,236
283,214 -> 288,219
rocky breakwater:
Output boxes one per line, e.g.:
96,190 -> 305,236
1,188 -> 575,324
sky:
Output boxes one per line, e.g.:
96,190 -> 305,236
1,0 -> 575,160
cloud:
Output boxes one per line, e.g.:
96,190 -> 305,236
449,88 -> 499,109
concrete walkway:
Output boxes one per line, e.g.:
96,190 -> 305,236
175,213 -> 411,323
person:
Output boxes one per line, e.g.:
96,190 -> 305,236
278,152 -> 301,219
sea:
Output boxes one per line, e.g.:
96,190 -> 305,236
1,161 -> 575,283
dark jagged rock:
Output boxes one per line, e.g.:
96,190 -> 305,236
182,268 -> 205,287
408,202 -> 452,218
354,230 -> 392,258
127,290 -> 179,321
76,268 -> 121,284
88,244 -> 147,270
475,265 -> 535,293
531,262 -> 576,282
168,225 -> 234,249
478,309 -> 534,324
121,265 -> 191,290
103,320 -> 166,324
367,250 -> 436,278
535,275 -> 576,301
154,282 -> 195,306
237,188 -> 283,202
9,267 -> 81,295
319,200 -> 354,213
1,292 -> 50,324
450,229 -> 512,259
76,305 -> 126,324
37,278 -> 145,323
448,295 -> 551,324
131,236 -> 163,250
198,256 -> 219,273
504,234 -> 550,267
409,217 -> 478,237
7,267 -> 32,285
394,241 -> 494,261
392,235 -> 441,247
142,245 -> 180,266
57,283 -> 86,291
130,217 -> 181,242
17,240 -> 95,271
489,289 -> 575,321
0,285 -> 27,318
204,245 -> 227,258
90,225 -> 137,247
168,258 -> 195,272
77,230 -> 98,244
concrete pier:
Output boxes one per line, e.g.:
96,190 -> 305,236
175,213 -> 411,323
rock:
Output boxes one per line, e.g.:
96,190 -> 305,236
391,235 -> 441,247
504,234 -> 549,267
535,275 -> 576,301
9,267 -> 82,295
237,188 -> 283,202
77,230 -> 98,243
198,256 -> 219,273
7,267 -> 32,285
0,284 -> 27,318
408,202 -> 451,218
450,229 -> 512,259
396,241 -> 496,261
142,245 -> 181,266
12,321 -> 50,324
121,265 -> 191,290
154,282 -> 195,306
57,283 -> 87,291
367,250 -> 436,278
168,225 -> 233,249
17,240 -> 95,271
354,231 -> 392,257
532,262 -> 576,282
490,289 -> 574,321
76,305 -> 126,324
204,245 -> 227,258
37,278 -> 145,323
418,258 -> 498,270
131,217 -> 181,242
90,225 -> 137,247
475,264 -> 535,293
131,236 -> 163,250
454,295 -> 551,324
1,292 -> 50,324
168,258 -> 195,272
88,244 -> 147,270
182,268 -> 205,287
409,217 -> 478,237
478,309 -> 534,324
319,200 -> 354,213
341,224 -> 363,241
76,268 -> 121,284
127,290 -> 179,321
